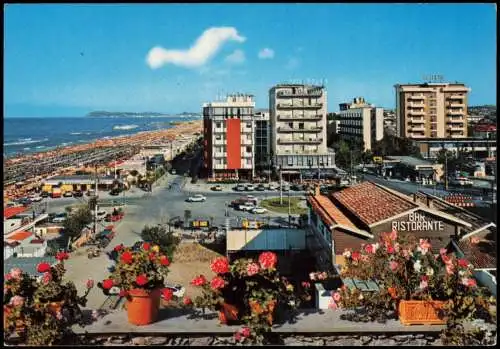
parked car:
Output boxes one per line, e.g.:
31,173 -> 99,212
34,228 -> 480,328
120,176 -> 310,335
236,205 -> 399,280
163,284 -> 186,298
234,184 -> 246,192
63,191 -> 73,198
291,184 -> 304,191
245,184 -> 255,191
73,190 -> 84,197
18,198 -> 32,206
31,196 -> 43,202
96,210 -> 107,220
268,184 -> 278,191
170,169 -> 177,175
109,188 -> 121,196
187,194 -> 206,202
281,184 -> 290,192
255,184 -> 266,191
251,207 -> 268,214
211,185 -> 223,191
40,191 -> 50,198
52,213 -> 67,223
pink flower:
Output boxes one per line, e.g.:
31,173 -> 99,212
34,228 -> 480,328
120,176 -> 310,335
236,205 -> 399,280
386,245 -> 395,254
234,332 -> 242,341
309,272 -> 316,281
402,249 -> 412,259
457,259 -> 470,268
210,276 -> 226,290
86,279 -> 94,289
42,272 -> 53,284
240,327 -> 251,338
389,261 -> 399,271
246,262 -> 260,276
419,279 -> 428,290
446,264 -> 455,275
10,268 -> 22,280
301,281 -> 311,288
360,254 -> 369,262
5,273 -> 13,281
318,272 -> 328,280
389,229 -> 398,241
439,248 -> 447,255
418,239 -> 431,254
328,300 -> 338,309
258,251 -> 278,269
442,254 -> 452,265
56,311 -> 63,320
332,292 -> 341,302
461,278 -> 477,287
10,296 -> 25,307
351,251 -> 361,261
364,244 -> 374,254
394,243 -> 400,252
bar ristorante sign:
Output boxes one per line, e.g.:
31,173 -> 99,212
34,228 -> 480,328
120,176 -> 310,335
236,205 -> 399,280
391,212 -> 444,232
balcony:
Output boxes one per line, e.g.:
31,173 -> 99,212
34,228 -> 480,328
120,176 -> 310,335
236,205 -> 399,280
241,152 -> 253,158
241,139 -> 253,146
407,95 -> 425,100
409,125 -> 425,131
447,109 -> 464,115
278,114 -> 323,121
213,140 -> 225,146
278,138 -> 323,145
449,95 -> 464,100
407,102 -> 425,108
213,164 -> 226,169
278,126 -> 323,133
277,103 -> 323,109
213,152 -> 226,158
408,110 -> 425,115
277,89 -> 323,98
409,118 -> 425,124
408,133 -> 426,138
213,128 -> 226,133
448,125 -> 465,130
241,127 -> 253,133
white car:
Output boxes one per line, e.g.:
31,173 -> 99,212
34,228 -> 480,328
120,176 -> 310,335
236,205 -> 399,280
238,203 -> 255,211
245,184 -> 255,191
251,207 -> 268,214
31,196 -> 43,202
245,195 -> 257,201
163,284 -> 186,298
52,216 -> 67,223
187,194 -> 206,202
268,184 -> 278,191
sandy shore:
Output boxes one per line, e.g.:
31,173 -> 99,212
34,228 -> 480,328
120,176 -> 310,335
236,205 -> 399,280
3,120 -> 202,202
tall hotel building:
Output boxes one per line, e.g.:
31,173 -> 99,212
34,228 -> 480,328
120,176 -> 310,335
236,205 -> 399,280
269,84 -> 335,175
395,83 -> 470,139
202,94 -> 255,179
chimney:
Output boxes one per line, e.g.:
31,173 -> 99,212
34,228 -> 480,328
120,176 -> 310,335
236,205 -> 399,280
315,185 -> 321,197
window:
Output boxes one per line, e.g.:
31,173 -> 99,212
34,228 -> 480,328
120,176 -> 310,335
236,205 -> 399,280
288,122 -> 293,128
216,122 -> 221,128
299,122 -> 304,129
246,146 -> 252,153
215,135 -> 222,140
246,122 -> 252,128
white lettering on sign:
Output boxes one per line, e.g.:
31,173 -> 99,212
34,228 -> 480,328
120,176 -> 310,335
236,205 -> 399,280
391,212 -> 444,232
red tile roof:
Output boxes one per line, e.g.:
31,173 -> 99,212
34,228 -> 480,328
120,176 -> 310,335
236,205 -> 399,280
332,182 -> 417,226
307,195 -> 356,229
4,206 -> 28,219
456,232 -> 496,269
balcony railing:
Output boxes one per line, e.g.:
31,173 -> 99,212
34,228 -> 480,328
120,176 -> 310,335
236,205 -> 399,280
278,138 -> 323,145
449,95 -> 464,100
213,128 -> 226,133
241,152 -> 253,158
409,118 -> 425,124
408,110 -> 425,115
278,126 -> 323,133
277,90 -> 323,98
213,140 -> 225,145
277,103 -> 323,109
213,152 -> 226,158
407,95 -> 425,100
278,114 -> 323,121
447,110 -> 464,115
407,102 -> 425,108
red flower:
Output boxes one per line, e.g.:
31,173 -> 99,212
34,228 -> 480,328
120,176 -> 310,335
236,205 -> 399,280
149,252 -> 156,261
210,276 -> 226,290
37,262 -> 51,273
386,245 -> 395,254
191,275 -> 207,286
102,279 -> 114,290
159,255 -> 170,266
120,251 -> 133,264
467,278 -> 477,287
86,279 -> 94,289
55,251 -> 69,261
143,242 -> 151,251
210,257 -> 230,274
114,244 -> 123,252
364,244 -> 374,254
183,296 -> 192,305
258,251 -> 278,269
234,332 -> 242,341
421,275 -> 429,282
135,274 -> 148,286
161,288 -> 174,302
351,251 -> 361,262
457,258 -> 470,268
246,262 -> 260,276
42,272 -> 52,284
301,281 -> 311,288
240,327 -> 251,338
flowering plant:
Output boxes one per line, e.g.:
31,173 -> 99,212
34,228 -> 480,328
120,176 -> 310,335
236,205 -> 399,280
188,252 -> 311,344
324,230 -> 496,343
3,257 -> 93,345
98,243 -> 171,299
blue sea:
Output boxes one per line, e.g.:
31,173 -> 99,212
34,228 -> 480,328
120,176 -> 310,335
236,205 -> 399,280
3,116 -> 200,158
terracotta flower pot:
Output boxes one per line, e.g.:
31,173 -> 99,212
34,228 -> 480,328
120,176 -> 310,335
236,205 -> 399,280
126,288 -> 162,326
398,300 -> 447,325
218,302 -> 238,325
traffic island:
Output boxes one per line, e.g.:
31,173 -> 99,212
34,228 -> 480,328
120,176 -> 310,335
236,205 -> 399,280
260,197 -> 308,215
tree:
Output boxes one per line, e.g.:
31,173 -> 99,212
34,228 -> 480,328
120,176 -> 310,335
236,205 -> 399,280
130,169 -> 139,177
141,225 -> 180,260
62,205 -> 92,251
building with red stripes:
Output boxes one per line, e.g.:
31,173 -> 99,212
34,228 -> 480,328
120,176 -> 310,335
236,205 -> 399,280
203,94 -> 256,180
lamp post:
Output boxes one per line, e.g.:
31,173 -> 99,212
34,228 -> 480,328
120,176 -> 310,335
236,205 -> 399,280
278,165 -> 283,206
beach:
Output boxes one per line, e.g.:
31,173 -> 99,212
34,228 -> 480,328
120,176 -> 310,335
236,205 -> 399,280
3,120 -> 202,202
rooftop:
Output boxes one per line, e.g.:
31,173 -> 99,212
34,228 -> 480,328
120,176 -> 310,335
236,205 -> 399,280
4,206 -> 28,219
331,182 -> 417,226
385,156 -> 435,167
455,231 -> 496,269
4,256 -> 57,276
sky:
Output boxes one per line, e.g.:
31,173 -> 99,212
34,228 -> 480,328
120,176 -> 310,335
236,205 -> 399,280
3,3 -> 497,117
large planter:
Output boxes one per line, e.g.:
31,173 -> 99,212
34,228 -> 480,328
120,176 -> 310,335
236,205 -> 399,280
398,300 -> 447,325
218,302 -> 239,325
249,299 -> 276,325
126,288 -> 162,326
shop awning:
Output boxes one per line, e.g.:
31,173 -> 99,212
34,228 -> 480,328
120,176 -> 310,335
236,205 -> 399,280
7,231 -> 33,241
4,206 -> 28,219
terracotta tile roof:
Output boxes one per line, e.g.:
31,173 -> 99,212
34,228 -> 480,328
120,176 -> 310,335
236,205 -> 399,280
307,195 -> 356,229
7,231 -> 33,241
332,182 -> 417,226
4,206 -> 27,219
455,231 -> 496,269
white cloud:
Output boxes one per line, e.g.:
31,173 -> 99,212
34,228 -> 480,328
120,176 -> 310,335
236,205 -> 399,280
258,48 -> 275,59
146,27 -> 246,69
285,57 -> 300,70
225,49 -> 246,64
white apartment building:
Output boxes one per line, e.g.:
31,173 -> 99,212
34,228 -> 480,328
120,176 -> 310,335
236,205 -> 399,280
269,84 -> 335,175
338,97 -> 384,151
202,94 -> 255,179
395,83 -> 470,139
